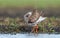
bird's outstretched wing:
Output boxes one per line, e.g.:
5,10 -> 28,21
34,16 -> 47,24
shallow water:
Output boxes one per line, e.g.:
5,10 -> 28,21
0,33 -> 60,38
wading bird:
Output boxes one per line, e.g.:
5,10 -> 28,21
24,9 -> 46,33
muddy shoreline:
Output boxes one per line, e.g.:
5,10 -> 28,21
0,17 -> 60,33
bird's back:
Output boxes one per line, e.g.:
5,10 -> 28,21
28,10 -> 40,23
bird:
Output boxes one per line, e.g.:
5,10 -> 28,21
24,9 -> 47,33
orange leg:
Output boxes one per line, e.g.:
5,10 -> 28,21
35,25 -> 38,33
31,24 -> 38,33
36,28 -> 38,33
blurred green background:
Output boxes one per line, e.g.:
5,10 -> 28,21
0,0 -> 60,17
0,0 -> 60,8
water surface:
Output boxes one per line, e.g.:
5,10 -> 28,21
0,33 -> 60,38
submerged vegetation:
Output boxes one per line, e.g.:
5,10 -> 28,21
0,17 -> 60,33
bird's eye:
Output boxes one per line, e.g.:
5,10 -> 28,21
26,15 -> 29,17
